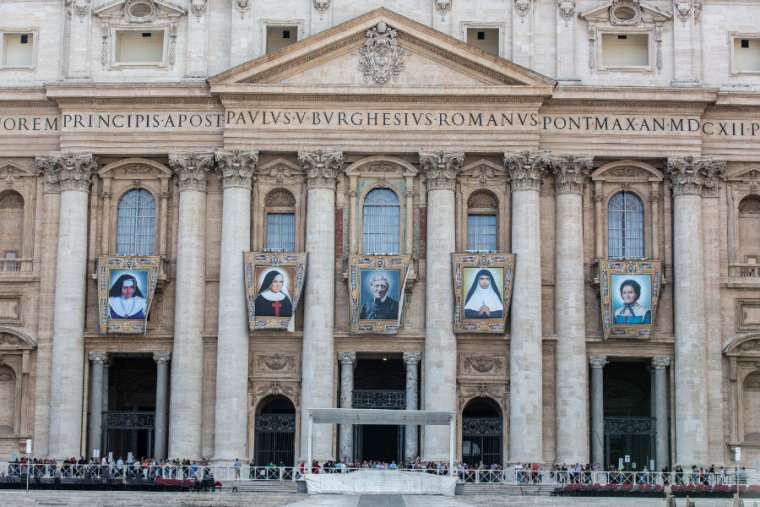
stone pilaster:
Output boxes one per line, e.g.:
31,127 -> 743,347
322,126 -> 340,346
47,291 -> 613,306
556,0 -> 579,82
338,352 -> 356,462
552,155 -> 592,464
403,351 -> 421,460
37,152 -> 95,458
299,150 -> 343,461
420,151 -> 463,461
652,356 -> 671,469
168,152 -> 214,459
213,150 -> 258,462
666,156 -> 719,466
229,0 -> 253,66
65,0 -> 92,78
87,351 -> 107,457
504,151 -> 550,463
589,355 -> 608,467
186,0 -> 209,77
154,352 -> 171,460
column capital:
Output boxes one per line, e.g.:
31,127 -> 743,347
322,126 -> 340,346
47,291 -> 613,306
153,351 -> 172,364
666,156 -> 726,197
299,150 -> 343,190
551,155 -> 593,195
169,152 -> 215,192
419,151 -> 464,191
504,151 -> 552,192
589,355 -> 608,369
403,351 -> 422,365
651,355 -> 672,369
338,351 -> 356,365
35,152 -> 96,193
88,351 -> 108,364
215,150 -> 258,190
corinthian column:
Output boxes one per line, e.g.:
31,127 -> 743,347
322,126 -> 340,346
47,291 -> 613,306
168,152 -> 214,459
552,155 -> 592,464
666,156 -> 715,466
419,151 -> 463,461
299,150 -> 343,461
213,150 -> 258,462
504,151 -> 550,463
36,153 -> 95,458
338,352 -> 356,462
403,351 -> 421,460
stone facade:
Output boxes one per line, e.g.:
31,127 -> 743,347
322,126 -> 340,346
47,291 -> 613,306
0,1 -> 760,469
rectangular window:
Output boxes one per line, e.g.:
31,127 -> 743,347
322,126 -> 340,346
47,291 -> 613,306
601,33 -> 649,68
2,32 -> 34,67
266,213 -> 296,252
266,25 -> 298,54
466,28 -> 499,56
467,215 -> 497,253
733,36 -> 760,73
115,30 -> 165,64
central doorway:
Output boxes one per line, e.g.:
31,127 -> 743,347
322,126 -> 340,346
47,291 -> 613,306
351,355 -> 405,463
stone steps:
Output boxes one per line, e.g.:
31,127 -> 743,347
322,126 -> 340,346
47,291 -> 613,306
460,483 -> 556,496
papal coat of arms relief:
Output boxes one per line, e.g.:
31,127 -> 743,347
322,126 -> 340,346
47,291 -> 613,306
358,22 -> 407,86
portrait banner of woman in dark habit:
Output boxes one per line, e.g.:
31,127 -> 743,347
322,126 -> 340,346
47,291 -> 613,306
254,269 -> 293,318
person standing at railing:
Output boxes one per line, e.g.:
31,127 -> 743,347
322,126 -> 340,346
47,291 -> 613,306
233,458 -> 241,480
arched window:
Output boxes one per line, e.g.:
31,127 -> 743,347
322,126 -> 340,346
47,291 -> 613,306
265,189 -> 296,252
117,189 -> 156,256
738,195 -> 760,264
467,191 -> 498,252
0,190 -> 24,271
362,188 -> 400,254
608,191 -> 644,259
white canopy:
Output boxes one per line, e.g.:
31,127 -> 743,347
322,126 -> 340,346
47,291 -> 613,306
308,408 -> 454,425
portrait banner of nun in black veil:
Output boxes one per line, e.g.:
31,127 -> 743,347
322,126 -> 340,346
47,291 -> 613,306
97,255 -> 161,335
244,252 -> 307,331
452,253 -> 515,334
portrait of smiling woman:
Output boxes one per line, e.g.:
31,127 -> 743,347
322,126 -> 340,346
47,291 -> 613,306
613,278 -> 651,325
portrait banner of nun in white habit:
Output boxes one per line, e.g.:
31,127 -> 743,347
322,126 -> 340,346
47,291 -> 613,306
243,252 -> 307,331
452,253 -> 515,334
97,255 -> 161,335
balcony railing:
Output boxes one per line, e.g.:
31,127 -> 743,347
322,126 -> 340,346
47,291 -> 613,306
352,389 -> 406,410
729,263 -> 760,279
0,258 -> 32,273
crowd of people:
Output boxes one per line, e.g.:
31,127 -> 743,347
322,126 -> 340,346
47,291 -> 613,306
545,463 -> 751,486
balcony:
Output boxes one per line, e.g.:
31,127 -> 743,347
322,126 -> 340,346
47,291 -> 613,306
352,389 -> 406,410
0,258 -> 34,281
727,263 -> 760,288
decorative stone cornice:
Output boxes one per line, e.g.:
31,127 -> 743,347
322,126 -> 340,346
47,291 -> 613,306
34,153 -> 96,193
651,355 -> 671,369
299,150 -> 343,190
338,351 -> 357,365
667,156 -> 726,197
215,150 -> 258,190
551,155 -> 593,194
589,355 -> 608,369
153,351 -> 171,364
420,151 -> 464,191
403,351 -> 422,365
89,351 -> 108,364
504,151 -> 551,192
169,152 -> 214,192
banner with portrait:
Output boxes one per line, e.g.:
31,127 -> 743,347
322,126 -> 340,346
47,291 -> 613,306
244,252 -> 307,332
452,253 -> 516,334
349,255 -> 412,335
97,255 -> 161,334
598,259 -> 663,339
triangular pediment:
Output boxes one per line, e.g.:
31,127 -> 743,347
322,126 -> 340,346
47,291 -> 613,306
210,8 -> 554,90
579,0 -> 672,24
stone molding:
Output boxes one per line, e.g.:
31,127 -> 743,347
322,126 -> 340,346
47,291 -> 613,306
313,0 -> 329,13
403,351 -> 422,365
420,151 -> 464,191
358,22 -> 406,86
515,0 -> 532,17
34,153 -> 96,193
215,150 -> 258,190
667,156 -> 726,197
257,353 -> 295,371
88,351 -> 108,363
338,351 -> 357,365
589,355 -> 608,369
504,151 -> 551,192
299,150 -> 343,190
66,0 -> 91,17
651,355 -> 672,369
169,152 -> 214,192
552,154 -> 593,194
190,0 -> 207,17
557,0 -> 575,19
153,352 -> 171,364
434,0 -> 452,17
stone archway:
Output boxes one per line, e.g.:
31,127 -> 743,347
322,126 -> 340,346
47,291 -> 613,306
254,395 -> 296,466
461,397 -> 503,466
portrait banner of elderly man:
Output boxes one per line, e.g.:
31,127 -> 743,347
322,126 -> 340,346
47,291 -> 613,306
97,255 -> 161,334
243,252 -> 307,332
598,259 -> 664,339
452,253 -> 516,334
349,255 -> 412,334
